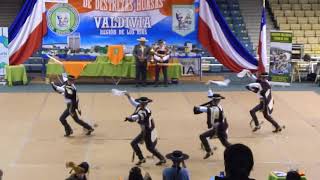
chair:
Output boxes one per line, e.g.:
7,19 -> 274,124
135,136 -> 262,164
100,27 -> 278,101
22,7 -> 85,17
281,4 -> 292,10
290,24 -> 301,30
284,10 -> 295,16
315,11 -> 320,16
301,4 -> 312,10
292,3 -> 301,10
289,0 -> 299,3
298,17 -> 308,24
294,10 -> 305,17
279,0 -> 289,3
313,62 -> 320,83
293,30 -> 304,37
311,4 -> 319,10
287,17 -> 298,24
316,30 -> 320,37
305,11 -> 315,17
291,61 -> 310,82
308,0 -> 318,3
270,0 -> 279,4
297,37 -> 308,44
280,24 -> 290,30
308,37 -> 318,44
298,0 -> 309,3
305,30 -> 315,37
301,24 -> 312,30
312,24 -> 320,30
276,17 -> 287,25
304,44 -> 312,51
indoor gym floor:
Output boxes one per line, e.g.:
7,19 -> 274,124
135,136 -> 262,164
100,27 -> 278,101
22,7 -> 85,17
0,89 -> 319,179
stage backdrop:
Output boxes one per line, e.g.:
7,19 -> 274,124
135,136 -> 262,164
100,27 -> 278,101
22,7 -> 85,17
43,0 -> 199,54
0,27 -> 9,76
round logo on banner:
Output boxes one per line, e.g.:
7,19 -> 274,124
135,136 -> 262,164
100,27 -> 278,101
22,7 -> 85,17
47,3 -> 80,36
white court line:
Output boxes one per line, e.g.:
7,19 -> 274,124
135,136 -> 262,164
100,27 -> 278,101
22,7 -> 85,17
10,93 -> 49,167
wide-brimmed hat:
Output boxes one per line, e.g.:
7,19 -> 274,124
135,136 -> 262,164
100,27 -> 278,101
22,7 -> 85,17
137,37 -> 148,42
166,150 -> 189,162
260,72 -> 269,77
158,39 -> 165,44
135,97 -> 153,103
78,162 -> 89,174
208,93 -> 225,99
67,75 -> 76,80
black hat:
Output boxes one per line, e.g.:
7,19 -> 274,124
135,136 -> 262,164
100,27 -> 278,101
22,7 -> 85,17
78,162 -> 89,174
166,150 -> 189,162
260,72 -> 269,77
158,39 -> 164,44
209,93 -> 225,100
67,75 -> 76,80
135,97 -> 153,103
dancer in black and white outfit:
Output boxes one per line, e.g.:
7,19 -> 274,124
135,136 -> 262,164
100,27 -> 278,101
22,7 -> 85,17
246,72 -> 282,133
193,91 -> 231,159
124,93 -> 166,166
51,75 -> 94,137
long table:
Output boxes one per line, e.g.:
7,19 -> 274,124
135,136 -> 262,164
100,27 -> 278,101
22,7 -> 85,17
46,61 -> 182,80
5,65 -> 28,86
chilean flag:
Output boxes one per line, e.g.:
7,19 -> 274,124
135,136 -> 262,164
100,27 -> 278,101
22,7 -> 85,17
257,0 -> 267,73
9,0 -> 47,65
198,0 -> 258,72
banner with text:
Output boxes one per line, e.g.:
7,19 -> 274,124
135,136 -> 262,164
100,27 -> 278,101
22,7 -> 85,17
43,0 -> 199,55
269,31 -> 292,83
0,27 -> 9,76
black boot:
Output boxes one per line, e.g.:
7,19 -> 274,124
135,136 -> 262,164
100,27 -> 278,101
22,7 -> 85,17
155,159 -> 166,166
86,128 -> 94,136
272,126 -> 282,133
203,151 -> 213,159
64,129 -> 73,137
136,158 -> 146,166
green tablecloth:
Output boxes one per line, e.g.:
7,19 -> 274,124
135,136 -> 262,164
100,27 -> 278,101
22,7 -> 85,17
5,65 -> 28,86
268,172 -> 307,180
46,61 -> 182,79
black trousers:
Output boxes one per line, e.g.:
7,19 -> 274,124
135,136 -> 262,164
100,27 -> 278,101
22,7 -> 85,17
155,63 -> 168,84
200,128 -> 231,153
136,61 -> 147,84
250,101 -> 280,128
131,132 -> 165,161
59,103 -> 92,133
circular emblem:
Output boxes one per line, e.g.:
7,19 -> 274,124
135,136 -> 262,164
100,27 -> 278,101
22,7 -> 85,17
47,3 -> 80,36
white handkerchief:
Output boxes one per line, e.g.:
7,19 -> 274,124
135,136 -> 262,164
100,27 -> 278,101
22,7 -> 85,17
237,69 -> 251,78
208,79 -> 231,86
111,89 -> 127,96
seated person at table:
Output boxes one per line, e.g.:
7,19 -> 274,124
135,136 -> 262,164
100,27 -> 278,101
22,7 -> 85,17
154,40 -> 170,87
214,144 -> 255,180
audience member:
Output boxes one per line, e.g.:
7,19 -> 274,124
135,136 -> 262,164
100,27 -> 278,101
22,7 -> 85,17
128,166 -> 152,180
286,170 -> 301,180
214,144 -> 255,180
163,150 -> 190,180
65,161 -> 89,180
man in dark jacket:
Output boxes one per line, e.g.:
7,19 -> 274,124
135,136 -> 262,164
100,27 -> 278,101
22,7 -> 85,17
133,37 -> 151,87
